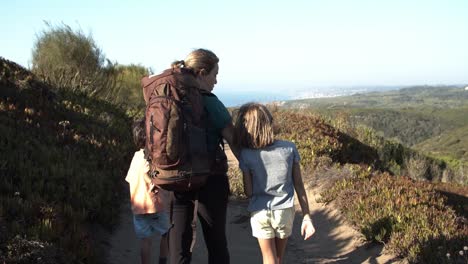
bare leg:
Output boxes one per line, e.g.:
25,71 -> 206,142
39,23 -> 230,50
141,237 -> 152,264
257,238 -> 278,264
274,237 -> 288,264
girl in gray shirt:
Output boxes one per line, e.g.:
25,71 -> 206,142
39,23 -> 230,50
233,103 -> 315,264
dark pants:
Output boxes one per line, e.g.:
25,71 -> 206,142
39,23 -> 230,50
167,174 -> 230,264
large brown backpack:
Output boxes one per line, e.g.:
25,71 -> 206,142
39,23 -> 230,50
141,67 -> 214,192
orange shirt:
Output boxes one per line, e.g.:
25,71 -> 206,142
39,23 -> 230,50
125,149 -> 164,214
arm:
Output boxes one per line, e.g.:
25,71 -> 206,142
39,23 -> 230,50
292,162 -> 315,240
292,162 -> 310,216
241,170 -> 253,198
125,152 -> 142,183
221,123 -> 240,160
142,161 -> 158,193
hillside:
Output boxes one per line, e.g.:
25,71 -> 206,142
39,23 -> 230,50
231,107 -> 467,263
1,58 -> 466,263
314,107 -> 468,148
284,85 -> 468,109
265,109 -> 467,263
415,124 -> 468,163
282,86 -> 468,173
0,57 -> 134,263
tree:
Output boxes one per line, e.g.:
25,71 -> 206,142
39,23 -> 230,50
113,64 -> 149,109
31,22 -> 119,99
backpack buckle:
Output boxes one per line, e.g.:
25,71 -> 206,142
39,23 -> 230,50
178,171 -> 189,177
149,170 -> 159,179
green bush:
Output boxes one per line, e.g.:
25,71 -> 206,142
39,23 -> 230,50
320,172 -> 467,263
113,64 -> 149,112
228,167 -> 247,199
32,24 -> 119,101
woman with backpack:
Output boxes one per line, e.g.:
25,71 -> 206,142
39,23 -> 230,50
155,49 -> 236,264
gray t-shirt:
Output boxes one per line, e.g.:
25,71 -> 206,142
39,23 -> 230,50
239,140 -> 300,212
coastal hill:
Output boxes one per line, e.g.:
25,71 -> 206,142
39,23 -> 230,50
284,84 -> 468,168
1,57 -> 466,263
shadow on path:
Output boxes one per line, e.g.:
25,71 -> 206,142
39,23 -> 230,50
284,201 -> 398,264
95,190 -> 398,264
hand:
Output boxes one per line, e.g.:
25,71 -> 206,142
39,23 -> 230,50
301,216 -> 315,240
150,183 -> 159,194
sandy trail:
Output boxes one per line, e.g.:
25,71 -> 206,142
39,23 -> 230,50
97,148 -> 399,263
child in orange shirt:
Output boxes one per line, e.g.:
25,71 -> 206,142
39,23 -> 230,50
126,119 -> 169,264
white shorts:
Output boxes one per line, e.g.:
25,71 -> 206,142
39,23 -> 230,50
250,207 -> 295,239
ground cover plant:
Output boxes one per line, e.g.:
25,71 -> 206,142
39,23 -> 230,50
0,58 -> 134,263
319,169 -> 467,263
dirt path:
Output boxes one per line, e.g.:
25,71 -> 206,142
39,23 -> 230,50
96,148 -> 400,263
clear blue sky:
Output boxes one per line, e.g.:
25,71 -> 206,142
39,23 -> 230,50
2,0 -> 468,93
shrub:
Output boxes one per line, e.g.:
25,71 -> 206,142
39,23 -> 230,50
0,236 -> 70,264
31,22 -> 120,103
320,172 -> 468,263
1,57 -> 133,263
405,154 -> 430,181
228,167 -> 247,199
113,64 -> 149,112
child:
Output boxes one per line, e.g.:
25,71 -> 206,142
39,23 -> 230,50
233,103 -> 315,264
125,119 -> 170,264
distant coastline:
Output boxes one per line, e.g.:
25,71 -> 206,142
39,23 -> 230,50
216,85 -> 404,107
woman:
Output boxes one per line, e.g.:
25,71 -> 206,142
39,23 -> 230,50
167,49 -> 236,264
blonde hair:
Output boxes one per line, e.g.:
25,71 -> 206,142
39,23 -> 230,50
234,103 -> 275,149
171,48 -> 219,76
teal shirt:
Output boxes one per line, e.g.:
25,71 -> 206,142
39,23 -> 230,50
202,93 -> 231,151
